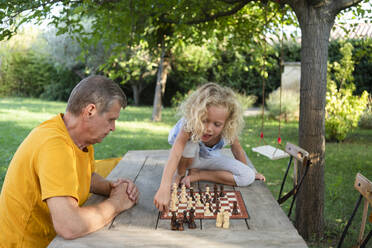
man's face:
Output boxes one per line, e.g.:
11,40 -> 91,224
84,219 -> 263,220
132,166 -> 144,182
86,100 -> 122,145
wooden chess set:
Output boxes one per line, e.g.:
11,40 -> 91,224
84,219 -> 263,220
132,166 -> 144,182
160,183 -> 249,230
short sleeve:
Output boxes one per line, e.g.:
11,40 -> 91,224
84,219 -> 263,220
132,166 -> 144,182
36,138 -> 79,202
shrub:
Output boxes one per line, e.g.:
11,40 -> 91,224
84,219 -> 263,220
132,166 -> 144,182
267,88 -> 299,122
325,42 -> 369,142
236,92 -> 257,110
358,96 -> 372,129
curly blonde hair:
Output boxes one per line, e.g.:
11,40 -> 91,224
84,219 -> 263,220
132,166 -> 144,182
179,83 -> 244,144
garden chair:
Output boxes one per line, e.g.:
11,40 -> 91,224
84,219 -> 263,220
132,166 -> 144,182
337,173 -> 372,248
277,142 -> 311,218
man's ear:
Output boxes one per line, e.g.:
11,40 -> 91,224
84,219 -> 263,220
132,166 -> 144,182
83,103 -> 97,118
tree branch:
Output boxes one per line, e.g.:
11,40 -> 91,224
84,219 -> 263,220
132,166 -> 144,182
332,0 -> 363,13
160,0 -> 253,25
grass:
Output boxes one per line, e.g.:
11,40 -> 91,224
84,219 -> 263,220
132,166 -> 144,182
1,97 -> 371,247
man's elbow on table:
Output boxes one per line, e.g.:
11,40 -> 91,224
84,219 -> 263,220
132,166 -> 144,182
47,196 -> 95,240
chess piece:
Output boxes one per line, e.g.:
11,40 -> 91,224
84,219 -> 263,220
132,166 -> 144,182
183,210 -> 189,224
216,210 -> 223,228
170,199 -> 177,212
190,187 -> 195,201
232,201 -> 239,215
187,196 -> 193,210
171,211 -> 178,230
188,208 -> 197,229
204,203 -> 213,216
180,184 -> 187,203
214,184 -> 218,195
178,218 -> 184,231
196,194 -> 203,207
205,185 -> 210,197
219,185 -> 225,197
214,199 -> 220,215
222,209 -> 230,229
212,190 -> 218,203
205,194 -> 210,204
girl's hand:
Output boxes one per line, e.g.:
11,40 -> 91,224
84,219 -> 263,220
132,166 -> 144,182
255,173 -> 266,182
153,186 -> 171,213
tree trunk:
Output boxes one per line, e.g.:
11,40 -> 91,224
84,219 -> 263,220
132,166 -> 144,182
152,40 -> 165,122
131,83 -> 141,106
291,2 -> 335,241
152,38 -> 170,122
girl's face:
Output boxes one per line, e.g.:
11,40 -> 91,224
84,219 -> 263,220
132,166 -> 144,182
201,105 -> 229,146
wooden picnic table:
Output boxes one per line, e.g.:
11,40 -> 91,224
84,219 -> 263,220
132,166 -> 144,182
49,149 -> 308,248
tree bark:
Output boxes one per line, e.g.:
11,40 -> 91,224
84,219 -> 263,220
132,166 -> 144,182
131,82 -> 144,106
290,1 -> 335,240
152,38 -> 169,122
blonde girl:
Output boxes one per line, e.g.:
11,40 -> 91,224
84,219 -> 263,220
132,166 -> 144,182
154,83 -> 265,212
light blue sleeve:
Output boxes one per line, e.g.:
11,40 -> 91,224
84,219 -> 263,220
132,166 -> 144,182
168,118 -> 185,145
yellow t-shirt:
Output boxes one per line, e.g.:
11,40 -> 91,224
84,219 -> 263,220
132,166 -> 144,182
0,114 -> 95,248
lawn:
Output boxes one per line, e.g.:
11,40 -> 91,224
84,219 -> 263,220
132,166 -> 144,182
0,97 -> 371,247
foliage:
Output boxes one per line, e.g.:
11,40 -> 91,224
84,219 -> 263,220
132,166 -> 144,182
267,88 -> 299,121
358,96 -> 372,129
325,42 -> 369,142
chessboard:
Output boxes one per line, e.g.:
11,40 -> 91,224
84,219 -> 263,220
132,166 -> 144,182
160,185 -> 249,220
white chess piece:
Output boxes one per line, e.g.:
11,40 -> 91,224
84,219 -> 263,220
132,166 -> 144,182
180,184 -> 187,203
216,210 -> 223,228
196,194 -> 202,207
170,199 -> 177,212
187,197 -> 193,210
204,203 -> 213,216
222,209 -> 230,229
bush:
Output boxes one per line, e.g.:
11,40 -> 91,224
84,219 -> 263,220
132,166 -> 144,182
358,96 -> 372,129
325,42 -> 369,142
267,88 -> 299,121
236,92 -> 257,110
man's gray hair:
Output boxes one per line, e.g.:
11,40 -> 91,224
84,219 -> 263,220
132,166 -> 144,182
66,75 -> 127,116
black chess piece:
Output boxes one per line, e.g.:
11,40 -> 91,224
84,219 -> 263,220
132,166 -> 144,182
178,218 -> 184,231
212,191 -> 218,203
214,200 -> 220,215
171,211 -> 178,230
219,185 -> 225,197
232,201 -> 239,215
190,187 -> 195,201
188,208 -> 197,229
183,210 -> 189,224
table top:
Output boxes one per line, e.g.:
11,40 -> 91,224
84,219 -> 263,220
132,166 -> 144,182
49,149 -> 308,248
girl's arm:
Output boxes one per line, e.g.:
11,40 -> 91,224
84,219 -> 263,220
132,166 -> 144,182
230,137 -> 247,164
154,129 -> 191,212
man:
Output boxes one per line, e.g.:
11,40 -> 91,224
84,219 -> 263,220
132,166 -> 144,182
0,75 -> 139,247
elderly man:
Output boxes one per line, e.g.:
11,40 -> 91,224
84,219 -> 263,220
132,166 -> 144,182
0,75 -> 139,247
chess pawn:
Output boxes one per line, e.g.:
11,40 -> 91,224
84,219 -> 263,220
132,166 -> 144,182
196,194 -> 203,207
190,187 -> 195,201
205,185 -> 210,197
222,209 -> 230,229
187,197 -> 193,210
232,201 -> 239,215
204,203 -> 212,216
216,211 -> 223,228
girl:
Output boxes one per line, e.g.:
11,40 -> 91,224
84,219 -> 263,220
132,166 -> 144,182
154,83 -> 265,212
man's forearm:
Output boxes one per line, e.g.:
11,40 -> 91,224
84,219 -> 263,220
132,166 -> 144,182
90,173 -> 111,196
